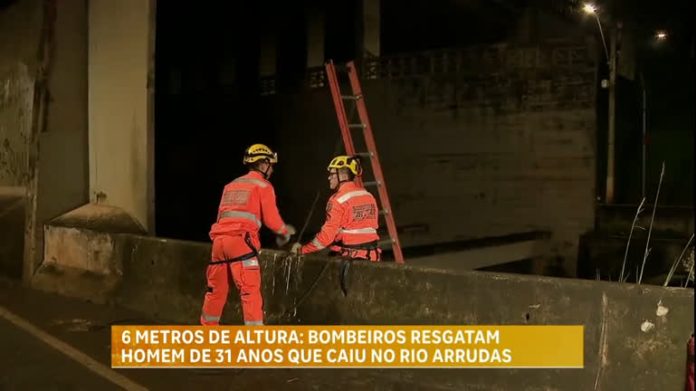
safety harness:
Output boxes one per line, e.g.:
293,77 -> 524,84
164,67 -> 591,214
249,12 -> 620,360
330,240 -> 380,261
208,233 -> 259,266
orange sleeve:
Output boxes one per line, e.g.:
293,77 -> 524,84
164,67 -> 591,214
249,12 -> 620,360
260,184 -> 288,235
301,198 -> 345,254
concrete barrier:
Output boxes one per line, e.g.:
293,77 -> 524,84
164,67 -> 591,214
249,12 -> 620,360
32,204 -> 145,301
291,258 -> 693,390
34,220 -> 694,390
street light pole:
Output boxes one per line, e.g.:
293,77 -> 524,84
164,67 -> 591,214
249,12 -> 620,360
583,3 -> 617,203
640,72 -> 647,199
593,12 -> 610,61
607,26 -> 617,203
584,4 -> 669,203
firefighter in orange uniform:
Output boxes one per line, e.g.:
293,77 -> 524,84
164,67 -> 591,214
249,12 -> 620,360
292,155 -> 381,261
200,144 -> 295,326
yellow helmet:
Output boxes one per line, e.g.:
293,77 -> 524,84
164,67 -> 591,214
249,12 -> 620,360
243,143 -> 278,164
327,155 -> 362,176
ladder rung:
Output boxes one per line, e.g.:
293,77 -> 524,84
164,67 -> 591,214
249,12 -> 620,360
363,180 -> 381,187
348,123 -> 366,129
356,152 -> 373,158
342,94 -> 362,100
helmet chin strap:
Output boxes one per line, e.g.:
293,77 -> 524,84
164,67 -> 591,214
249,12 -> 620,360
337,171 -> 354,186
251,160 -> 271,179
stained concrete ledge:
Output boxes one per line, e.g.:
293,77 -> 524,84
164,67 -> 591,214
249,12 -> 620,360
47,203 -> 146,234
404,231 -> 551,272
32,204 -> 146,301
34,222 -> 694,390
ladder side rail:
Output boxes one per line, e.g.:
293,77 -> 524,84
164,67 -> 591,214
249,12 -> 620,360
345,61 -> 404,263
325,61 -> 357,156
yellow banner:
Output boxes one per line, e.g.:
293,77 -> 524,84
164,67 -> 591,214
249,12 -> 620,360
111,325 -> 583,368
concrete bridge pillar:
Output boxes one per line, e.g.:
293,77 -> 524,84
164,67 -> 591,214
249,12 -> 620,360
88,0 -> 156,232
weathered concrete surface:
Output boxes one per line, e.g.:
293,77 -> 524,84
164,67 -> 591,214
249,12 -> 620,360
32,204 -> 145,301
88,0 -> 155,231
292,259 -> 693,390
0,0 -> 45,284
21,0 -> 91,286
0,187 -> 24,279
48,203 -> 146,234
0,0 -> 43,186
34,223 -> 695,390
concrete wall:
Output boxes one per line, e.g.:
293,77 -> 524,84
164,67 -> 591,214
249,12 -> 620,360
39,0 -> 89,234
271,41 -> 597,275
0,0 -> 44,280
1,0 -> 154,280
0,0 -> 43,186
23,0 -> 91,281
88,0 -> 155,231
34,223 -> 694,390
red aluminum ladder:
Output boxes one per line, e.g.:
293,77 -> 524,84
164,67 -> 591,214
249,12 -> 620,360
324,60 -> 404,264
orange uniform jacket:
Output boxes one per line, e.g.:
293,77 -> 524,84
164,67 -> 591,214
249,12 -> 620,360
209,171 -> 290,245
301,182 -> 379,254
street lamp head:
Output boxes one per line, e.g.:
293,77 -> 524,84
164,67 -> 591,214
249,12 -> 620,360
583,3 -> 597,14
582,2 -> 608,62
655,30 -> 668,41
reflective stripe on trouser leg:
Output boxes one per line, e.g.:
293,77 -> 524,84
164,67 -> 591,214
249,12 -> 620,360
201,312 -> 221,324
231,261 -> 263,325
200,263 -> 230,325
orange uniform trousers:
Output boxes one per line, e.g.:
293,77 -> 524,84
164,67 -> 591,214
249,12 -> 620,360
200,234 -> 263,325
